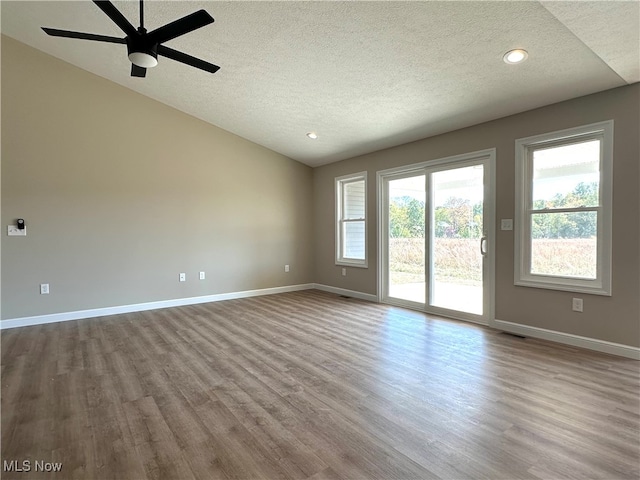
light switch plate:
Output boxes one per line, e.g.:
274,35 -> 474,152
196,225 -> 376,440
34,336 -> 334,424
8,225 -> 26,236
501,219 -> 513,231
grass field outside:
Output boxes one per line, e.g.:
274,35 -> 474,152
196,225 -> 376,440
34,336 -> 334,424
389,237 -> 597,285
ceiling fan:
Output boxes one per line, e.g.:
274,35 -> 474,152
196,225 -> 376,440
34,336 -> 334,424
42,0 -> 220,78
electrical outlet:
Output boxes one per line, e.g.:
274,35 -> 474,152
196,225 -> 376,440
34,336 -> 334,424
199,271 -> 205,280
342,268 -> 347,276
40,283 -> 49,295
500,219 -> 513,231
284,265 -> 290,273
179,273 -> 186,282
572,298 -> 583,312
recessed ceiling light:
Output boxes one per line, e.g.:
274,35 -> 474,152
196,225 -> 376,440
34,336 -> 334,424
306,132 -> 318,139
503,49 -> 528,64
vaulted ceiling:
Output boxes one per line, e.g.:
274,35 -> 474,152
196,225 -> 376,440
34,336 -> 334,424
2,1 -> 638,167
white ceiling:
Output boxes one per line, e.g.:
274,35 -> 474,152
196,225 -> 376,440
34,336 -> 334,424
2,1 -> 638,167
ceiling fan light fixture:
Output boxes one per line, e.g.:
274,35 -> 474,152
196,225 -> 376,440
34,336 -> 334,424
127,37 -> 158,68
128,51 -> 158,68
503,49 -> 528,64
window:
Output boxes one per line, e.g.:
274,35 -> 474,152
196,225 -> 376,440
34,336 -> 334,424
515,121 -> 612,295
336,172 -> 367,267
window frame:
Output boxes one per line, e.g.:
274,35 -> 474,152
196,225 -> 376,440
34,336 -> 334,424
335,172 -> 368,268
514,120 -> 613,296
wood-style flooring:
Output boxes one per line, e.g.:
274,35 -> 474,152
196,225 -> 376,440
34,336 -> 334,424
1,290 -> 639,479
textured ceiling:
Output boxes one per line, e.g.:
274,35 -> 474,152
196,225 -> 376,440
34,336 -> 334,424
2,1 -> 638,167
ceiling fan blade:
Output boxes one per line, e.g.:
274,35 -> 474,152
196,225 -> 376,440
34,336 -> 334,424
131,64 -> 147,77
42,27 -> 126,44
93,0 -> 137,36
147,10 -> 214,45
158,45 -> 220,74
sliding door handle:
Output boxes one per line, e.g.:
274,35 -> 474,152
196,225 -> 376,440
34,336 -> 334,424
480,236 -> 488,256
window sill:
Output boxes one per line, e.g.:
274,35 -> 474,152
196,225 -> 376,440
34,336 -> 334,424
514,278 -> 611,296
336,260 -> 368,269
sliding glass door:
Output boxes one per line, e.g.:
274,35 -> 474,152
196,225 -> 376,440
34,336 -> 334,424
379,151 -> 494,324
387,174 -> 426,304
429,164 -> 485,315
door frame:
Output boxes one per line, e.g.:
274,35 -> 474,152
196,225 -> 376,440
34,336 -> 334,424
376,148 -> 496,325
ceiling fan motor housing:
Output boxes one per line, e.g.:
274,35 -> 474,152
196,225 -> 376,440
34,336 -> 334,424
126,31 -> 158,68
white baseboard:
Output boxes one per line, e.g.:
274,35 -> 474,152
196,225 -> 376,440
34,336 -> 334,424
3,286 -> 635,360
0,283 -> 315,330
312,284 -> 378,303
492,319 -> 640,360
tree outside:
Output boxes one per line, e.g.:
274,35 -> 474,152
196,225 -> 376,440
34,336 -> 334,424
388,181 -> 598,286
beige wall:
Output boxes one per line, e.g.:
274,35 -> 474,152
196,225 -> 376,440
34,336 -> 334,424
1,37 -> 313,319
314,84 -> 640,347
